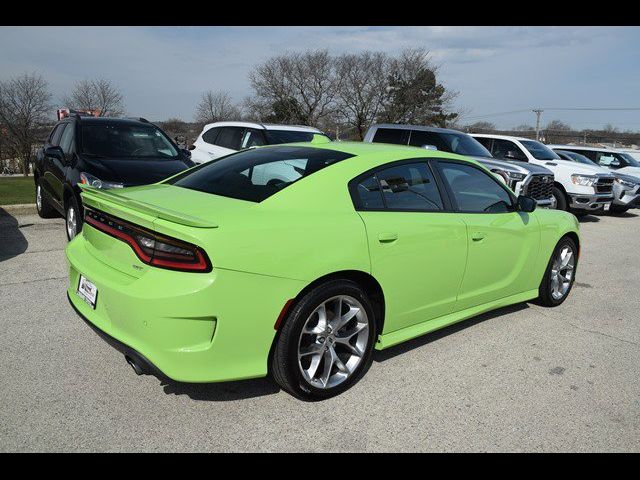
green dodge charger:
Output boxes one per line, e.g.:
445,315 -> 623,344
66,141 -> 580,400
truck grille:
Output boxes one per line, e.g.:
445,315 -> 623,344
595,177 -> 614,194
524,174 -> 553,200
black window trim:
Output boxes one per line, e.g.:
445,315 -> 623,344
433,158 -> 518,215
348,157 -> 454,213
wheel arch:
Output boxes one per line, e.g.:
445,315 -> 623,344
267,269 -> 386,375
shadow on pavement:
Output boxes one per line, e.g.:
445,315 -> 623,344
609,211 -> 638,218
161,377 -> 280,401
0,208 -> 29,262
373,302 -> 530,363
576,214 -> 600,223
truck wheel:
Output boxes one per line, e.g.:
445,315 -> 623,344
36,179 -> 57,219
537,236 -> 578,307
551,186 -> 567,211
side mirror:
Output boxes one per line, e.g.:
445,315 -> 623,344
44,146 -> 64,160
181,148 -> 191,157
421,144 -> 438,151
517,195 -> 536,213
188,144 -> 196,151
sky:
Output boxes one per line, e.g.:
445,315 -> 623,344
1,26 -> 639,130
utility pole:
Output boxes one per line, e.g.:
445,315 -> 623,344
533,109 -> 544,141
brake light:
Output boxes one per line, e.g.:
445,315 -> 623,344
84,208 -> 211,273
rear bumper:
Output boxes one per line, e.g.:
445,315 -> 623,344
66,233 -> 306,383
568,193 -> 613,211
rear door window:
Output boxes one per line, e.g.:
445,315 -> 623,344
371,128 -> 410,146
492,139 -> 528,161
377,162 -> 443,211
215,127 -> 245,150
202,127 -> 220,145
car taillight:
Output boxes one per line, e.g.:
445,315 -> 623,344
84,208 -> 211,273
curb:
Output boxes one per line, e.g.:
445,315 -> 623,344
0,203 -> 37,216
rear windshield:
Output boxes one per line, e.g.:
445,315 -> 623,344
264,130 -> 326,144
81,123 -> 178,159
168,146 -> 353,202
520,140 -> 561,160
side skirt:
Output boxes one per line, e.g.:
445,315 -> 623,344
375,289 -> 539,350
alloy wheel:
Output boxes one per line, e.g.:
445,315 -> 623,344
36,185 -> 42,211
550,245 -> 575,300
66,206 -> 77,239
297,295 -> 369,389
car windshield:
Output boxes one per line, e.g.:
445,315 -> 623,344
411,131 -> 492,157
556,150 -> 598,166
81,123 -> 179,159
168,146 -> 353,202
620,152 -> 640,167
520,140 -> 561,160
264,130 -> 326,145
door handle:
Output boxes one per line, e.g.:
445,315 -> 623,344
378,233 -> 398,243
471,232 -> 486,242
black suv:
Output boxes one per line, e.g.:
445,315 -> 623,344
34,115 -> 195,240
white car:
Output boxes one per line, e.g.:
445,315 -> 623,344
189,121 -> 328,164
551,147 -> 640,214
546,144 -> 640,177
472,134 -> 615,215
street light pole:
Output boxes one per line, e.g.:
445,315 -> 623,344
533,109 -> 543,141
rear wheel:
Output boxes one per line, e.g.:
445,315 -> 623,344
271,279 -> 377,400
550,186 -> 567,211
35,179 -> 56,218
65,195 -> 83,241
537,237 -> 577,307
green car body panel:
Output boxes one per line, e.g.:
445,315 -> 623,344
66,142 -> 580,382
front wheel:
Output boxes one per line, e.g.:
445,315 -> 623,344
550,186 -> 567,211
537,237 -> 578,307
271,280 -> 377,400
65,195 -> 83,241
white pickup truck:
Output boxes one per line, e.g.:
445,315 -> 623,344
471,134 -> 615,215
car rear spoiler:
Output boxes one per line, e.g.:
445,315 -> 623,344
79,184 -> 219,229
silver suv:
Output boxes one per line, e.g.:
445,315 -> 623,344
363,124 -> 555,207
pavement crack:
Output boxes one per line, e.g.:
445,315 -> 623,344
567,322 -> 640,348
0,276 -> 67,287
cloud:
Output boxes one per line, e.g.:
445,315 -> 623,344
0,26 -> 638,128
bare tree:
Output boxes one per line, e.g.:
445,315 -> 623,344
378,48 -> 459,127
249,50 -> 339,126
0,72 -> 51,175
334,52 -> 389,140
545,119 -> 572,144
514,123 -> 534,131
465,121 -> 496,132
194,91 -> 241,124
63,78 -> 125,117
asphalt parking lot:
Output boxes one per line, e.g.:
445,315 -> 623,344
1,208 -> 639,452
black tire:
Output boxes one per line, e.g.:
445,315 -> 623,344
65,194 -> 83,241
35,178 -> 56,219
551,186 -> 568,211
271,279 -> 377,401
537,236 -> 578,307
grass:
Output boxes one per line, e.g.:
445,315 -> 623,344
0,176 -> 35,205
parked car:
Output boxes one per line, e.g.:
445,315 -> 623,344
66,142 -> 580,400
190,121 -> 329,164
363,124 -> 555,207
616,148 -> 640,162
547,144 -> 640,177
472,134 -> 615,216
34,114 -> 195,240
551,146 -> 640,214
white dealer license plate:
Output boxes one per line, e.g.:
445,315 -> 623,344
604,203 -> 610,212
77,275 -> 98,309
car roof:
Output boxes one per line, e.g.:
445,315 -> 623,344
203,121 -> 322,133
73,117 -> 152,127
548,144 -> 625,153
369,123 -> 466,135
470,133 -> 535,142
